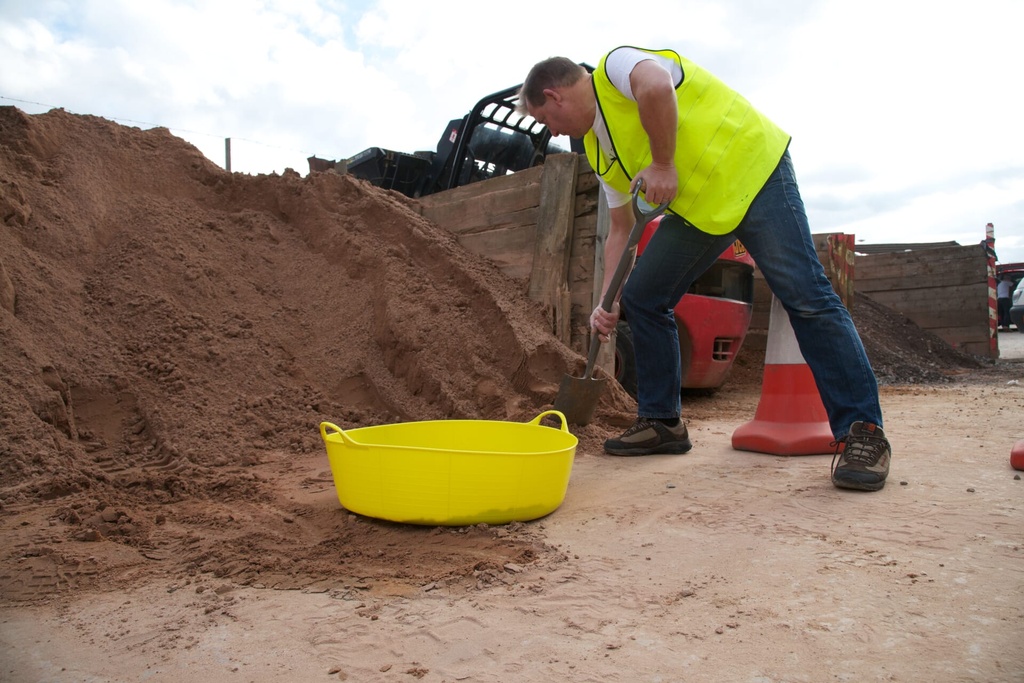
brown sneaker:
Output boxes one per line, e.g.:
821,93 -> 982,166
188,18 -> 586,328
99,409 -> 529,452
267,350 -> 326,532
604,417 -> 693,456
831,421 -> 891,491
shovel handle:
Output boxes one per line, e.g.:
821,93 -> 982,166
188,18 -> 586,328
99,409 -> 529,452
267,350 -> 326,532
585,186 -> 669,379
599,186 -> 670,313
581,328 -> 603,380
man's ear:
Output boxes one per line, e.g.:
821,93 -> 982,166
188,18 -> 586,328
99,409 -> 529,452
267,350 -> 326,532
542,87 -> 562,105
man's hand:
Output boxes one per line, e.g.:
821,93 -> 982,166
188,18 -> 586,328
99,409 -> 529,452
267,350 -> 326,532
590,302 -> 620,343
632,161 -> 677,206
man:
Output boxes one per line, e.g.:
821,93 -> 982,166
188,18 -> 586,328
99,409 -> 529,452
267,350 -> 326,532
997,274 -> 1013,331
518,47 -> 891,491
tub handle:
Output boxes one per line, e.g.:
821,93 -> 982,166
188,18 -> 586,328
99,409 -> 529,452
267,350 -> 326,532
319,422 -> 369,448
529,410 -> 570,433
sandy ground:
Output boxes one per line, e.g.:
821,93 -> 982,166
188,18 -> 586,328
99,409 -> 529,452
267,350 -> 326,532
2,107 -> 1023,683
3,366 -> 1023,683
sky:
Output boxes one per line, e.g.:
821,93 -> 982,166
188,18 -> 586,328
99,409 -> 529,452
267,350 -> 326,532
2,0 -> 1022,264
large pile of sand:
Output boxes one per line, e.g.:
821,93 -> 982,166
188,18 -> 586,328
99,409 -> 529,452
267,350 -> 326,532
0,107 -> 648,600
0,106 -> 627,492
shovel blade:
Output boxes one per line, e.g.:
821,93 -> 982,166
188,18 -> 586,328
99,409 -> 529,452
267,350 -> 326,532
553,374 -> 608,426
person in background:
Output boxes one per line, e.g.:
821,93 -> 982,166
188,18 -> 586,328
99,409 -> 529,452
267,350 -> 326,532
997,274 -> 1014,331
518,47 -> 891,491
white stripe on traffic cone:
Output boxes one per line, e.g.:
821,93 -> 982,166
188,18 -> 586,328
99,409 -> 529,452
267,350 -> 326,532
731,296 -> 834,455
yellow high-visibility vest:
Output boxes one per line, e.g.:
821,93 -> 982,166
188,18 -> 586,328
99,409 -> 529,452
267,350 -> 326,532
584,47 -> 791,235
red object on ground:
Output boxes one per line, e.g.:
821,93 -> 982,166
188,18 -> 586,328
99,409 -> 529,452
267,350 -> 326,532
635,218 -> 755,390
731,296 -> 834,456
1011,439 -> 1024,471
673,295 -> 752,388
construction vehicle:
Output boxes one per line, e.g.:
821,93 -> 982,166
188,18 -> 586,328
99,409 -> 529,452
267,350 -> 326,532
311,81 -> 755,393
309,83 -> 571,198
615,222 -> 755,397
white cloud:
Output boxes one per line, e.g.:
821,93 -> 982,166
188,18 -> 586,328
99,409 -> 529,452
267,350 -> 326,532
1,0 -> 1022,262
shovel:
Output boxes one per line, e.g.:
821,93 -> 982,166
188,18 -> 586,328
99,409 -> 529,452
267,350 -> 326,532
554,185 -> 669,425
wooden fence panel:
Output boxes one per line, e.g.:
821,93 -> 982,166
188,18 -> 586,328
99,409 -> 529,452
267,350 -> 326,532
416,155 -> 600,355
418,156 -> 994,360
857,243 -> 991,356
528,154 -> 580,344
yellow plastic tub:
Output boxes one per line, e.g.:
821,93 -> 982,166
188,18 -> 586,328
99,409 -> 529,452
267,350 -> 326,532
319,410 -> 577,526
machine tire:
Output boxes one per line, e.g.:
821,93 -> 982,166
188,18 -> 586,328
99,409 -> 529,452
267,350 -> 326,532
614,320 -> 638,399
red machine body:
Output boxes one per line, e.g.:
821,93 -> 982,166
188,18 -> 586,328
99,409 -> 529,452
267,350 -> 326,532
615,216 -> 756,393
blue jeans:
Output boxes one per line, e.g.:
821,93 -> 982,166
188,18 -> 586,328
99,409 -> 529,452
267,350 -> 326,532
620,150 -> 883,438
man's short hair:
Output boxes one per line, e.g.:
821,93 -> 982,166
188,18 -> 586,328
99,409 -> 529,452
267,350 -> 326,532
515,57 -> 587,114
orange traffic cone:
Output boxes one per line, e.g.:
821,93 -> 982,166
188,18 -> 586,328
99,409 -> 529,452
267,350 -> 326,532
1011,439 -> 1024,471
732,296 -> 834,455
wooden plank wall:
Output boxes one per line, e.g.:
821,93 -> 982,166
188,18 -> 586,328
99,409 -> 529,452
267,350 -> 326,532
753,239 -> 992,357
416,153 -> 600,357
414,164 -> 546,281
418,154 -> 994,361
855,243 -> 992,356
